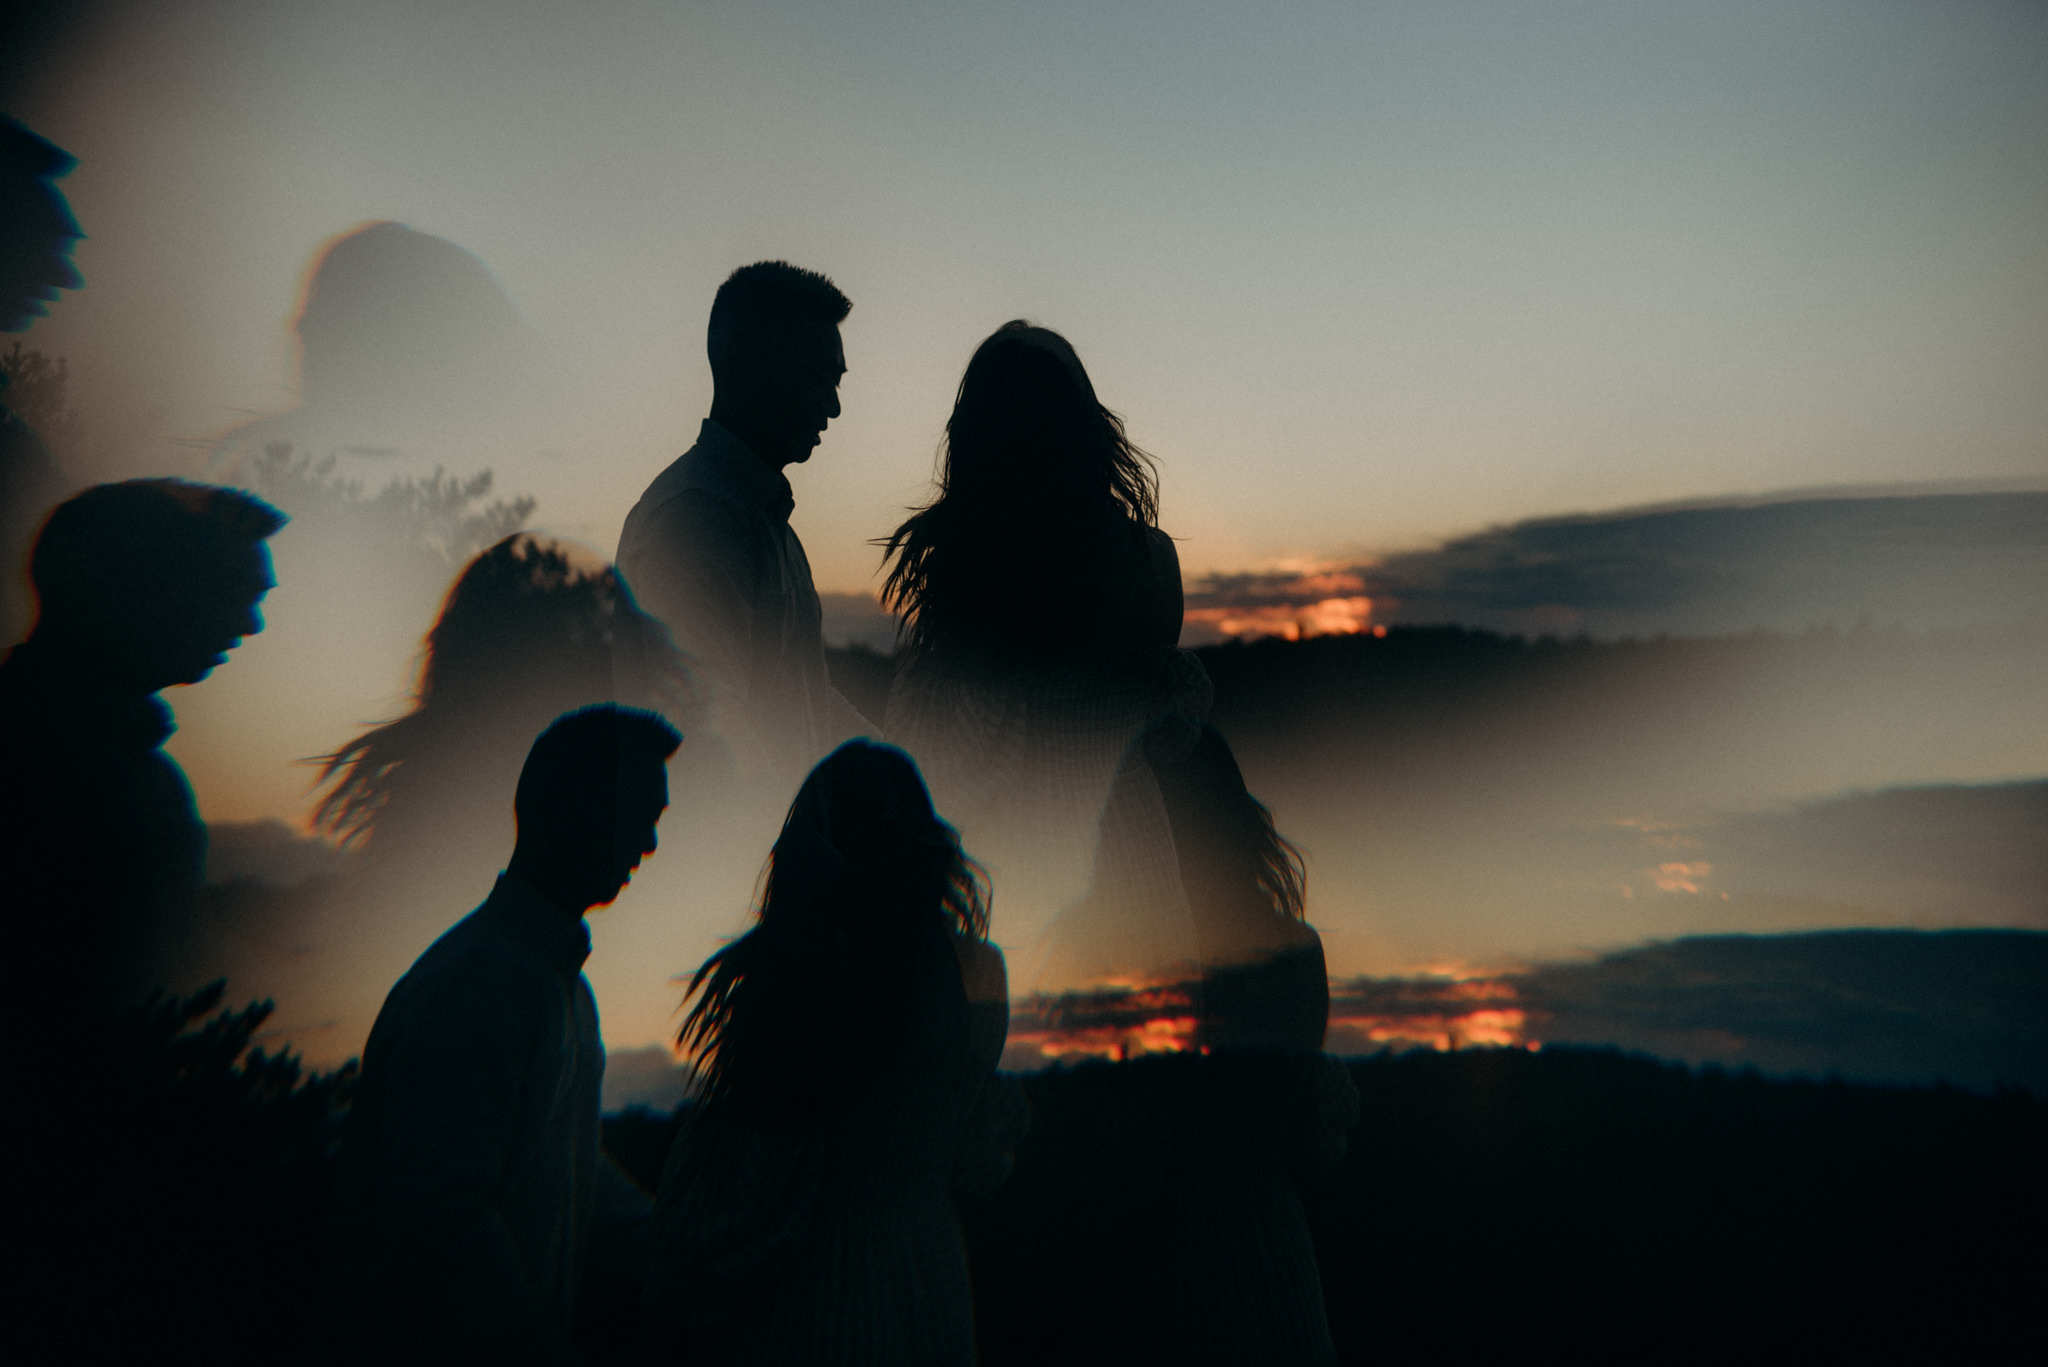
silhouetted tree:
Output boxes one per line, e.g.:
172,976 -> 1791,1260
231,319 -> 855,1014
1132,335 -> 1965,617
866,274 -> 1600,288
246,439 -> 534,568
10,982 -> 356,1360
0,341 -> 81,454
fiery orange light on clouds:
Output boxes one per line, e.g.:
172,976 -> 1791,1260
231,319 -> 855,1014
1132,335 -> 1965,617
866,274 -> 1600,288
1184,595 -> 1377,642
1182,560 -> 1389,642
1006,966 -> 1544,1067
1005,981 -> 1204,1066
1325,965 -> 1538,1054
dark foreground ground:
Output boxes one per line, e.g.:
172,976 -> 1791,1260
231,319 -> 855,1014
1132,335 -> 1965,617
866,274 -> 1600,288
21,996 -> 2040,1363
602,1047 -> 2046,1366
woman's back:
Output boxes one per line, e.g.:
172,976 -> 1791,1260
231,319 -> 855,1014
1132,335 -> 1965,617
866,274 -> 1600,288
644,920 -> 1015,1367
642,741 -> 1021,1366
887,515 -> 1201,968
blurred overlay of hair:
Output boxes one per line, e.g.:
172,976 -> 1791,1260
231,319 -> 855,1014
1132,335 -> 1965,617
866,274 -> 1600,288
1148,718 -> 1307,929
312,532 -> 699,848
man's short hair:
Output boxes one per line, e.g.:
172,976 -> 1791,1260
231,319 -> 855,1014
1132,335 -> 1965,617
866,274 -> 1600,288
706,261 -> 851,375
32,479 -> 285,619
515,704 -> 682,838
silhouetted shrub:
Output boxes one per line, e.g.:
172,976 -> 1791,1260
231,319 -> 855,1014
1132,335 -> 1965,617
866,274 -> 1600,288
964,1049 -> 2046,1365
8,983 -> 356,1360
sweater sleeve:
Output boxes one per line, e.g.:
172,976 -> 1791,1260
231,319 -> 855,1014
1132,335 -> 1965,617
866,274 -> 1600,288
369,955 -> 580,1364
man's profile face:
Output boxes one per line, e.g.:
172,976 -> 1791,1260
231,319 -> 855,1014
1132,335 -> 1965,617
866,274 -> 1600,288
765,320 -> 845,466
131,541 -> 276,691
593,766 -> 670,909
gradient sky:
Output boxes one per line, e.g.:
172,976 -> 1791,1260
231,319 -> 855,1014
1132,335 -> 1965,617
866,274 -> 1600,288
14,0 -> 2047,592
10,2 -> 2048,1056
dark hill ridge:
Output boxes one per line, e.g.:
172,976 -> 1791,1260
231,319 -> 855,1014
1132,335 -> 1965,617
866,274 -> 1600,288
837,620 -> 2048,821
1518,928 -> 2048,1093
1187,625 -> 2047,966
1324,927 -> 2048,1094
603,1048 -> 2045,1365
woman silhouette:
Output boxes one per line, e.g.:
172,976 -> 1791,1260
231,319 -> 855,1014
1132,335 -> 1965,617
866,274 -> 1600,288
200,533 -> 697,1067
643,740 -> 1023,1366
314,531 -> 697,873
1000,718 -> 1356,1367
881,321 -> 1210,988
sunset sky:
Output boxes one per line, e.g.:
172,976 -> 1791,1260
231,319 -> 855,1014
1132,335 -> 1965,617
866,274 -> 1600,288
13,0 -> 2046,587
8,1 -> 2045,1060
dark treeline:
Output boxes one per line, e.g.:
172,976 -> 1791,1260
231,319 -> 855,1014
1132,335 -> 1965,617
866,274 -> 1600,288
33,1021 -> 2042,1362
8,987 -> 356,1361
606,1049 -> 2044,1365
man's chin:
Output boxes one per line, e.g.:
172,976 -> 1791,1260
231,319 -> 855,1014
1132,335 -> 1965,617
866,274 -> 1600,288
169,653 -> 233,687
163,664 -> 220,689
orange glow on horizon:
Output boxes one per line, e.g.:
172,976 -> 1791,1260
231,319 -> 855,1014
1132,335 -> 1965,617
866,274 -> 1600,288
1006,964 -> 1546,1067
1184,595 -> 1375,642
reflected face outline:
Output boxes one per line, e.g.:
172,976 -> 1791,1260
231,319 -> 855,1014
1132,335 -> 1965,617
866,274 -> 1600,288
0,184 -> 84,333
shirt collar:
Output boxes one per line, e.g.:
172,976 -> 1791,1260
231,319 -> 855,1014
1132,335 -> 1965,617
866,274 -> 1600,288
480,872 -> 593,975
697,418 -> 795,522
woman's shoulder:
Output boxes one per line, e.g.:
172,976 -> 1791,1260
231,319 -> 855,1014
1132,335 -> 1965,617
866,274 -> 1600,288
947,927 -> 1008,1005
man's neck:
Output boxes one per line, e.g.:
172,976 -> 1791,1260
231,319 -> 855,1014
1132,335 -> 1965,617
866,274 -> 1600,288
22,627 -> 159,698
705,405 -> 790,474
502,854 -> 595,922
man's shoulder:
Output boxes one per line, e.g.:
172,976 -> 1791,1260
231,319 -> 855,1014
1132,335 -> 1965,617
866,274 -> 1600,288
621,446 -> 765,558
383,910 -> 561,1021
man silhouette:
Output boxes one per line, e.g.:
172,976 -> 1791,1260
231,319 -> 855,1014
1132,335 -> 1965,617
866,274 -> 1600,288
326,704 -> 680,1365
0,478 -> 280,1023
618,260 -> 871,795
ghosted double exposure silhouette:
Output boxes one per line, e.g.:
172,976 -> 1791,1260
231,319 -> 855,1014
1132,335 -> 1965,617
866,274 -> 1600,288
1016,717 -> 1355,1365
210,221 -> 542,481
199,533 -> 699,1068
322,704 -> 679,1365
644,740 -> 1025,1366
0,478 -> 281,1026
314,532 -> 697,861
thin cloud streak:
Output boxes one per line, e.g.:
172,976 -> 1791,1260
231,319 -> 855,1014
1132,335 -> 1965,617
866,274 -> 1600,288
1184,489 -> 2048,643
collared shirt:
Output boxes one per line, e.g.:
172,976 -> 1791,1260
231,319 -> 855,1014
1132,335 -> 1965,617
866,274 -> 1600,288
328,874 -> 635,1364
617,419 -> 870,788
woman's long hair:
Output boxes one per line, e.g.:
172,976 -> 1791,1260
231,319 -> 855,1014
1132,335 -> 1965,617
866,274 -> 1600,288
879,321 -> 1159,658
311,532 -> 695,846
680,741 -> 990,1128
1151,720 -> 1307,928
